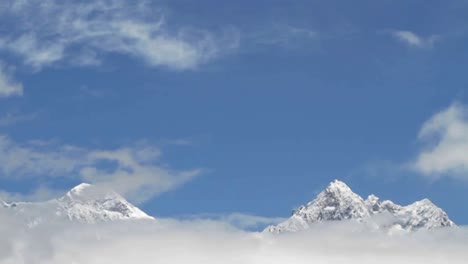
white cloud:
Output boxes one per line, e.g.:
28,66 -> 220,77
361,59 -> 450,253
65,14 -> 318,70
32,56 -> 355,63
0,135 -> 201,203
0,63 -> 23,98
81,147 -> 202,203
0,185 -> 64,202
0,216 -> 466,263
411,103 -> 468,179
0,0 -> 239,70
0,34 -> 65,69
390,30 -> 439,48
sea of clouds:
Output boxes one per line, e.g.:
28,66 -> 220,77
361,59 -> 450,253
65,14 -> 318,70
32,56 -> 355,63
0,211 -> 466,264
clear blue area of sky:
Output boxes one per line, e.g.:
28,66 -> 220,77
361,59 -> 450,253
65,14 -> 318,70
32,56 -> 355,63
1,0 -> 468,224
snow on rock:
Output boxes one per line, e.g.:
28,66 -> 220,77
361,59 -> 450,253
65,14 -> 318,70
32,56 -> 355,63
265,180 -> 455,233
59,183 -> 153,222
1,183 -> 153,226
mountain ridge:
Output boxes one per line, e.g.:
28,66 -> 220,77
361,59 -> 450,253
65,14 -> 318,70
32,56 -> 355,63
265,180 -> 455,233
1,183 -> 153,227
0,180 -> 456,232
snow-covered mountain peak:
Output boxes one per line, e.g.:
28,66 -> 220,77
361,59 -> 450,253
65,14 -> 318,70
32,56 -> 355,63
313,180 -> 364,205
266,180 -> 370,233
412,198 -> 434,206
58,183 -> 153,222
327,179 -> 352,192
266,180 -> 455,234
405,198 -> 450,217
297,179 -> 369,220
319,180 -> 364,204
1,183 -> 154,226
322,180 -> 357,199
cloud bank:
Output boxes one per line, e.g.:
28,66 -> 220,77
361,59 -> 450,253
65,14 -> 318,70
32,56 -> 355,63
0,215 -> 466,264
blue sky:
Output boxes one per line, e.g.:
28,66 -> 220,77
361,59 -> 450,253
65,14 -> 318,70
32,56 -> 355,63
0,0 -> 468,225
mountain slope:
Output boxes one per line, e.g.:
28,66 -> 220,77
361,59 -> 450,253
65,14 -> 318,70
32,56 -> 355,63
266,180 -> 455,233
1,183 -> 153,227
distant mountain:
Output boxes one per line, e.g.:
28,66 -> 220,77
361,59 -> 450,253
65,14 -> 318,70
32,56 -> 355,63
1,183 -> 153,227
265,180 -> 455,233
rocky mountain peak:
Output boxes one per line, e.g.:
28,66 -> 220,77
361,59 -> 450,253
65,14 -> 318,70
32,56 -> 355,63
266,180 -> 455,234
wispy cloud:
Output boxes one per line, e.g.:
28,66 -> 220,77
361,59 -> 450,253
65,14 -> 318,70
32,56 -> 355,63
0,63 -> 23,98
78,85 -> 106,98
409,102 -> 468,179
161,138 -> 194,146
390,30 -> 439,48
0,185 -> 64,202
0,135 -> 202,203
252,24 -> 317,47
0,112 -> 36,126
0,0 -> 239,71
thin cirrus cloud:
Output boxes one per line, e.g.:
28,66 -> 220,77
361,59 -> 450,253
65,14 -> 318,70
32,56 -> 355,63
410,102 -> 468,180
0,112 -> 36,127
0,0 -> 239,71
0,63 -> 23,98
252,24 -> 318,47
0,135 -> 202,203
390,30 -> 439,48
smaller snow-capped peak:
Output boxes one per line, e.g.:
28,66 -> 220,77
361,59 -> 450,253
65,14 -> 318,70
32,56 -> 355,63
58,183 -> 153,222
266,180 -> 455,233
397,198 -> 454,229
1,183 -> 154,227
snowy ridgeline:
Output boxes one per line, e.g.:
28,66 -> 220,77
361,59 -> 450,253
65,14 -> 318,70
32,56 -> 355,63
0,180 -> 456,233
266,180 -> 455,233
1,183 -> 153,227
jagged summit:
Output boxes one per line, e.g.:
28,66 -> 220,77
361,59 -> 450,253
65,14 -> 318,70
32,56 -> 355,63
327,179 -> 352,191
266,180 -> 455,233
2,183 -> 154,227
294,179 -> 370,221
321,180 -> 361,202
